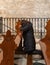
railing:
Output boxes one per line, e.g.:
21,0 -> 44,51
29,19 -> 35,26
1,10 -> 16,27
0,17 -> 50,39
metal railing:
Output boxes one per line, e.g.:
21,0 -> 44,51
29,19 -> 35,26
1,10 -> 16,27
0,17 -> 50,39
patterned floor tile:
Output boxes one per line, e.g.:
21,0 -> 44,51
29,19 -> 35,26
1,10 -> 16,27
14,55 -> 46,65
33,62 -> 45,65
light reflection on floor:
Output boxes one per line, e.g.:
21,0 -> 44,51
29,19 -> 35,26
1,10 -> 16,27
14,55 -> 46,65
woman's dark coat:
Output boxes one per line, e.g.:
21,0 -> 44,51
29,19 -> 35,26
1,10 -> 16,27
21,20 -> 36,53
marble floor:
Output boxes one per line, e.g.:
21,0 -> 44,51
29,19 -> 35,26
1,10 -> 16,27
14,54 -> 46,65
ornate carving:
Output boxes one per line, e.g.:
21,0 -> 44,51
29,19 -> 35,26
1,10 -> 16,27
40,20 -> 50,65
0,30 -> 17,65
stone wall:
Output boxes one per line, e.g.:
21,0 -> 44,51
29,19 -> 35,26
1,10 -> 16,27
0,0 -> 50,17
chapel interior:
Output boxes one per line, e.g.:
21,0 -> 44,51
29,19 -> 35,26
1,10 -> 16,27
0,0 -> 50,65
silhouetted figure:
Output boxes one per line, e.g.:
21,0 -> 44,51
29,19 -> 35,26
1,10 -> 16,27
40,20 -> 50,65
0,30 -> 17,65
